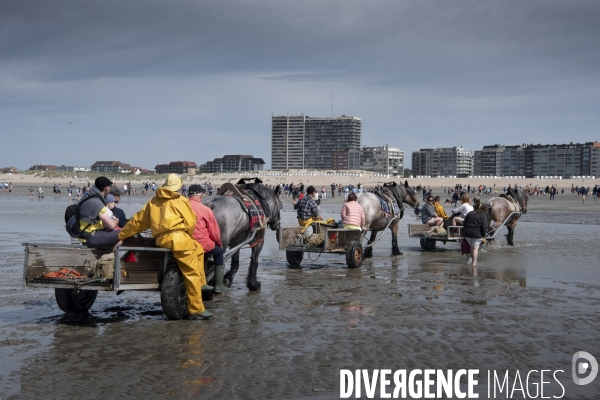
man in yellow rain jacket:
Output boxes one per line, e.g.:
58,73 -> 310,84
117,174 -> 213,320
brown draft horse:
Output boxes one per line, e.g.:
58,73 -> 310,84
357,181 -> 420,258
485,187 -> 528,246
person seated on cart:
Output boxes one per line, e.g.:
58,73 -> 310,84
433,196 -> 449,220
78,176 -> 121,249
116,174 -> 213,320
188,184 -> 228,294
109,186 -> 127,228
340,193 -> 365,231
420,196 -> 444,227
292,185 -> 322,227
451,194 -> 473,227
433,196 -> 451,228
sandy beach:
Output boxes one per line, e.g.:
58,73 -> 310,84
2,170 -> 598,217
2,170 -> 597,194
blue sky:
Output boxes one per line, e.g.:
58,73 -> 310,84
1,0 -> 599,170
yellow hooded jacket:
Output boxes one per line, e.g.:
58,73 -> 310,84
119,188 -> 198,251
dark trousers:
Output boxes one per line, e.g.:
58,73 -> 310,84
85,229 -> 120,249
206,245 -> 224,266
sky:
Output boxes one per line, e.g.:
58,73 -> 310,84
1,0 -> 599,171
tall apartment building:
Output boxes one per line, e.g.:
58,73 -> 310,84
474,142 -> 598,177
359,146 -> 405,176
473,145 -> 505,176
272,115 -> 306,170
473,145 -> 526,176
591,142 -> 600,177
411,149 -> 439,177
271,114 -> 361,170
502,145 -> 526,176
411,147 -> 473,177
524,142 -> 595,178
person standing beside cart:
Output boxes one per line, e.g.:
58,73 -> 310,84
117,174 -> 213,320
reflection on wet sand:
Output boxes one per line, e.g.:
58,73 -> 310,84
411,258 -> 527,287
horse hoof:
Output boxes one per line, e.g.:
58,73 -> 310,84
247,281 -> 261,291
392,251 -> 403,256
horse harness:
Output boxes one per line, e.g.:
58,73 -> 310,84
217,182 -> 268,233
500,192 -> 522,214
374,187 -> 402,218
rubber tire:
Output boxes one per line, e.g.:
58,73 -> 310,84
55,288 -> 98,313
160,267 -> 190,320
346,242 -> 363,269
420,237 -> 437,251
286,250 -> 303,267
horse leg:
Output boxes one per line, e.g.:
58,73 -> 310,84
246,233 -> 265,291
224,250 -> 240,287
364,231 -> 377,259
505,223 -> 514,246
508,220 -> 519,246
390,219 -> 402,256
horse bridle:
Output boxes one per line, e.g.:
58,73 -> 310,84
269,196 -> 282,230
263,189 -> 282,230
509,189 -> 527,213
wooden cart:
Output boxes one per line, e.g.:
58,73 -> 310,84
278,224 -> 365,269
22,232 -> 257,319
409,210 -> 522,251
408,224 -> 464,251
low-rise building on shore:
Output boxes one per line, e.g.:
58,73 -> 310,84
200,155 -> 265,173
155,161 -> 198,175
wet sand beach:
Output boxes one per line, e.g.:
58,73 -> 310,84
0,186 -> 599,399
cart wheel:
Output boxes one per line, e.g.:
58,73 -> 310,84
161,267 -> 190,320
346,242 -> 363,269
202,287 -> 214,302
420,237 -> 437,251
55,288 -> 98,313
286,250 -> 303,267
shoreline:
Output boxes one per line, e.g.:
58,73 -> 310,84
1,176 -> 598,215
1,170 -> 597,191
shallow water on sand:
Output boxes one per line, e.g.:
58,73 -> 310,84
0,194 -> 599,399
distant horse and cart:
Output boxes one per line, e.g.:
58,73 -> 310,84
408,187 -> 529,250
279,181 -> 420,268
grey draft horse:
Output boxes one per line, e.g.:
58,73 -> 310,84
486,187 -> 528,246
358,181 -> 420,258
204,180 -> 283,291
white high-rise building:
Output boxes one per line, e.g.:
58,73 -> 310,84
271,114 -> 361,170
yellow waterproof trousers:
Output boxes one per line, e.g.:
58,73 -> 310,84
157,232 -> 207,315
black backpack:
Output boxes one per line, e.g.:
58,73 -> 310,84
64,193 -> 105,238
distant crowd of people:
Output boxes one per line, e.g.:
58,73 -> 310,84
6,178 -> 600,206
